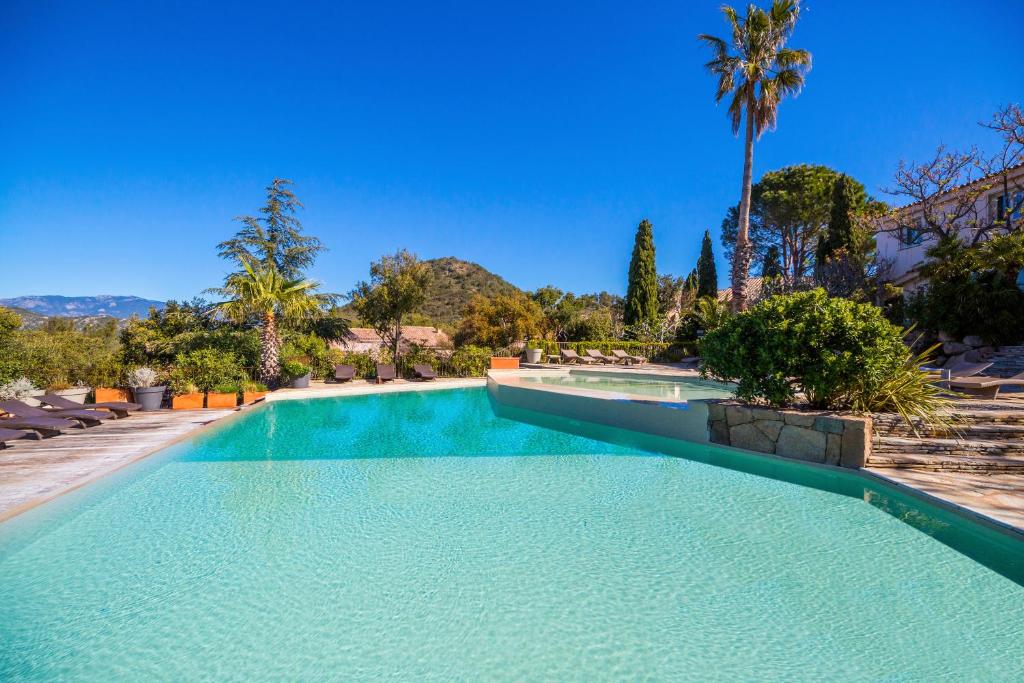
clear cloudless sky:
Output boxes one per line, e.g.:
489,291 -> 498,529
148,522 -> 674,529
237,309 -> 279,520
1,1 -> 1020,301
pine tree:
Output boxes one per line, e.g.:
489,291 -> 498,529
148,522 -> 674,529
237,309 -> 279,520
696,230 -> 719,299
684,268 -> 699,292
624,219 -> 659,326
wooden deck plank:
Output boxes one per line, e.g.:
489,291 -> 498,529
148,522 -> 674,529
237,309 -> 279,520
0,409 -> 235,521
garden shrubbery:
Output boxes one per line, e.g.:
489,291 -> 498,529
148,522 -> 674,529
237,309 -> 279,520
701,289 -> 914,409
167,349 -> 246,394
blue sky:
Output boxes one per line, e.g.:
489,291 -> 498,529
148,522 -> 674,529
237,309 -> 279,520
1,1 -> 1019,302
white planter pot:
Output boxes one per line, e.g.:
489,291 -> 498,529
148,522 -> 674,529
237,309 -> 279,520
525,348 -> 543,364
55,387 -> 91,404
23,389 -> 46,407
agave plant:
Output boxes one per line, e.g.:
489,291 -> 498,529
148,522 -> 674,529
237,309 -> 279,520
848,342 -> 960,437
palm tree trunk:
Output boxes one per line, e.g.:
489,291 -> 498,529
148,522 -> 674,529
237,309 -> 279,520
732,101 -> 756,312
259,311 -> 280,387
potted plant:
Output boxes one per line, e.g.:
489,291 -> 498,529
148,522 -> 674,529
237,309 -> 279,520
53,382 -> 91,404
171,382 -> 205,410
0,377 -> 40,402
524,341 -> 544,364
129,367 -> 166,411
281,359 -> 312,388
206,382 -> 240,409
242,380 -> 269,404
92,360 -> 130,403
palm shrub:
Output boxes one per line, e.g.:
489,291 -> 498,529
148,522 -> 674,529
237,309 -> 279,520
208,261 -> 334,386
700,289 -> 907,408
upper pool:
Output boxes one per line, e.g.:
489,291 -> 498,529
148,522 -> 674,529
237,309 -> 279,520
520,370 -> 735,400
1,388 -> 1022,680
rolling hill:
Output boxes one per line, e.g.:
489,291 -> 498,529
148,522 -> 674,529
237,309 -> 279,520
419,257 -> 522,323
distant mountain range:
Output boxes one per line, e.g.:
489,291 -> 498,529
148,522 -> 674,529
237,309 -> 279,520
2,258 -> 517,329
0,295 -> 165,319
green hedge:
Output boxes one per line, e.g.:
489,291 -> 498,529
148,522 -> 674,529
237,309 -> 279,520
526,340 -> 676,362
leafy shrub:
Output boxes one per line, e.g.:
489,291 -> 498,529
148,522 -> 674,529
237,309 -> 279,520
700,289 -> 907,408
243,380 -> 269,392
281,333 -> 333,380
211,382 -> 241,394
448,345 -> 493,377
0,377 -> 39,401
168,349 -> 246,394
280,359 -> 311,381
399,345 -> 442,377
908,234 -> 1024,344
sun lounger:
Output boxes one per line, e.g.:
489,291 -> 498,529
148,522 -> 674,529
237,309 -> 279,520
0,399 -> 114,427
334,364 -> 356,382
947,371 -> 1024,399
560,349 -> 595,365
37,393 -> 141,418
585,349 -> 617,364
0,427 -> 34,448
376,364 -> 396,384
611,349 -> 646,365
413,364 -> 437,380
0,415 -> 81,437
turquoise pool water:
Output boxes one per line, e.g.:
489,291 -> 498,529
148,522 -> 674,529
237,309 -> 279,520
521,372 -> 735,400
1,388 -> 1022,680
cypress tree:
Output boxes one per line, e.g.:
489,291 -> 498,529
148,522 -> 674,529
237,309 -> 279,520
762,245 -> 783,279
624,219 -> 659,326
821,175 -> 855,260
684,268 -> 699,292
696,230 -> 718,299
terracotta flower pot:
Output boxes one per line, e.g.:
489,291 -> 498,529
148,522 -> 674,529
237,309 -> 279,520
490,357 -> 520,370
242,391 -> 267,404
172,393 -> 205,410
206,392 -> 238,409
96,387 -> 132,403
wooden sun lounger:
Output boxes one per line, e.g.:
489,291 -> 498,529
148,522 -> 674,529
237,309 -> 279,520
560,349 -> 595,365
585,349 -> 617,364
334,364 -> 356,382
0,415 -> 81,437
37,392 -> 142,418
0,399 -> 114,427
376,364 -> 396,384
611,349 -> 646,365
413,364 -> 437,380
0,427 -> 35,448
947,371 -> 1024,399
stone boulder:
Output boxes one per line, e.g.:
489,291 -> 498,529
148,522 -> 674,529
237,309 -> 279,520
962,335 -> 985,347
775,425 -> 826,463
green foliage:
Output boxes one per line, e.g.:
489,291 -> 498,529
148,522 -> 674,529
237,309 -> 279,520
1,327 -> 122,389
120,299 -> 261,373
847,343 -> 958,436
350,249 -> 432,360
211,382 -> 242,394
325,349 -> 378,379
720,165 -> 876,284
243,380 -> 269,392
909,234 -> 1024,344
415,257 -> 521,325
217,178 -> 325,280
454,291 -> 545,348
281,333 -> 334,380
696,230 -> 718,298
529,340 -> 672,362
624,219 -> 659,327
448,345 -> 493,377
819,174 -> 856,261
168,349 -> 246,394
761,245 -> 783,279
700,289 -> 907,408
676,297 -> 730,343
279,359 -> 311,381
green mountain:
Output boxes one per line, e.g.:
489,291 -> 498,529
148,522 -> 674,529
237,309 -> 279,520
341,257 -> 523,326
420,257 -> 521,324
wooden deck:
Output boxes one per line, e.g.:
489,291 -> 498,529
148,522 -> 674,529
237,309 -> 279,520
0,408 -> 235,521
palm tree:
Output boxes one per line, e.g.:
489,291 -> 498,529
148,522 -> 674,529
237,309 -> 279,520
699,0 -> 811,312
209,261 -> 334,386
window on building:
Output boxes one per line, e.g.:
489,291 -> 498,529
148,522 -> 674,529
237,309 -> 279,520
995,191 -> 1023,222
899,221 -> 925,246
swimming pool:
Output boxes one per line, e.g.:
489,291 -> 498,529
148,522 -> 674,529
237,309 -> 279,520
520,371 -> 735,400
1,388 -> 1022,680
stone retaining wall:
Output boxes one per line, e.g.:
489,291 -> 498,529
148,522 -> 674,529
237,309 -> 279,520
707,401 -> 870,468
